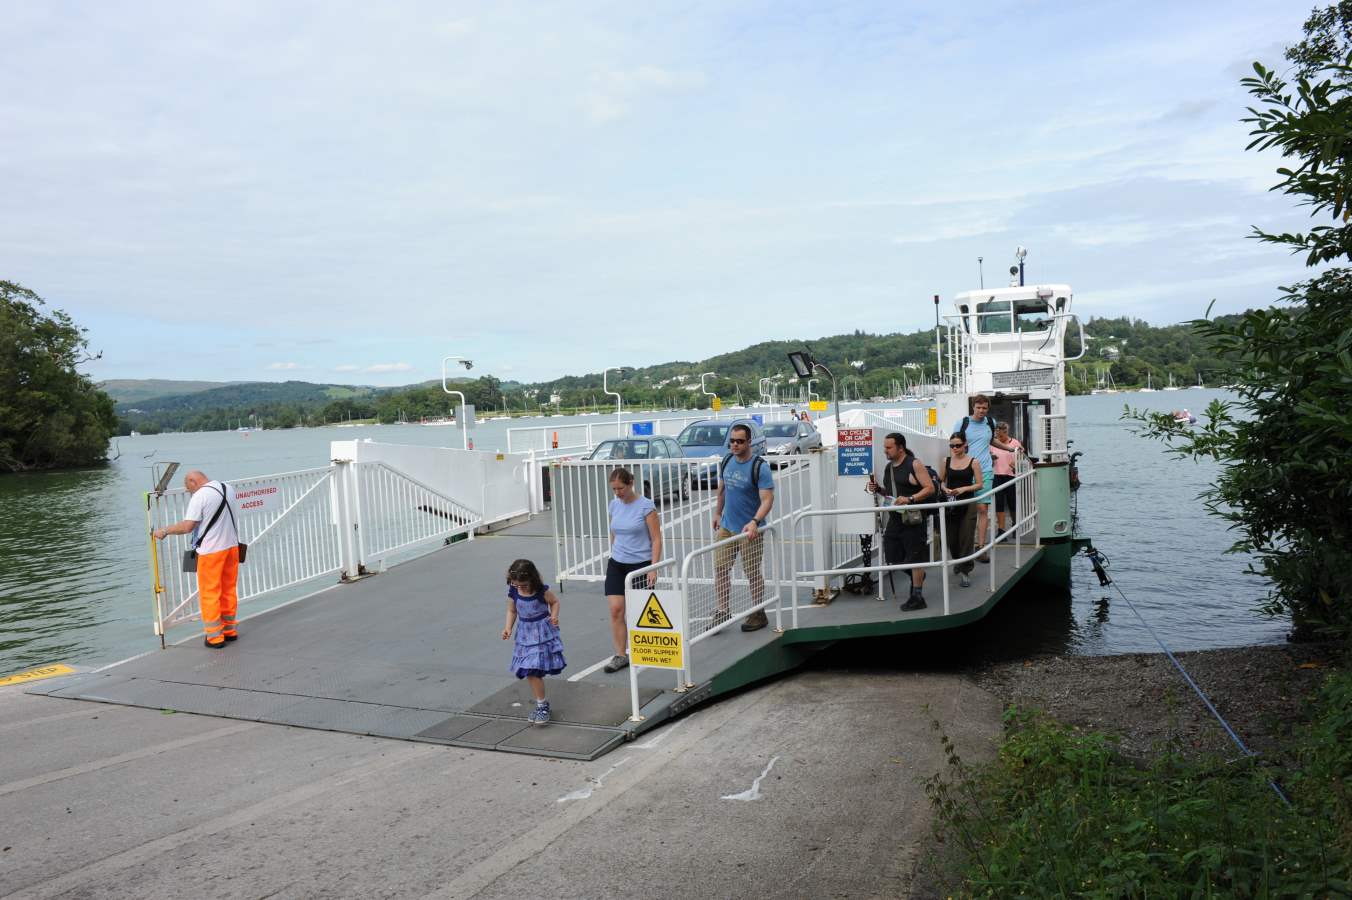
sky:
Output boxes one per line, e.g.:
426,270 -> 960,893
0,0 -> 1324,386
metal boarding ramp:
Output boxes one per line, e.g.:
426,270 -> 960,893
31,424 -> 1044,761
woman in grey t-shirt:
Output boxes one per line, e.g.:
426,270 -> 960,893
603,467 -> 662,673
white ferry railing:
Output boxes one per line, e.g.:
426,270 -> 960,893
147,461 -> 483,638
147,466 -> 343,634
851,408 -> 940,437
508,409 -> 805,454
786,462 -> 1038,624
551,457 -> 720,586
550,452 -> 831,595
351,461 -> 481,567
618,557 -> 679,722
677,523 -> 782,689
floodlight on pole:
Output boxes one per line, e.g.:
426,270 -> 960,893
786,348 -> 840,441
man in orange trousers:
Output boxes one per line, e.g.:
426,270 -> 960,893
153,470 -> 240,648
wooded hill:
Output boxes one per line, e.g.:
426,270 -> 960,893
112,314 -> 1245,433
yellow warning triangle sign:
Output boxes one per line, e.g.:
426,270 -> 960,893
635,593 -> 674,629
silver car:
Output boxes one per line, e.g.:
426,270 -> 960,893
763,420 -> 822,460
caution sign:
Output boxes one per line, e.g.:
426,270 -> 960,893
711,396 -> 722,411
636,593 -> 674,629
808,400 -> 828,412
626,588 -> 685,669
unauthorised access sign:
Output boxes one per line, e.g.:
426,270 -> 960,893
625,589 -> 685,669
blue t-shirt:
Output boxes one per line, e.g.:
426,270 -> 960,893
719,455 -> 774,532
609,495 -> 657,563
955,416 -> 996,471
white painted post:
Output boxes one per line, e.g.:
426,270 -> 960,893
808,453 -> 828,597
332,460 -> 361,580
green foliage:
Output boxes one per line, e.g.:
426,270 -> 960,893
927,679 -> 1352,897
1128,36 -> 1352,642
0,280 -> 116,472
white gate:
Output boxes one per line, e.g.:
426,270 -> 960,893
147,461 -> 482,637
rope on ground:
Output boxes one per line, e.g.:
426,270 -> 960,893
1082,545 -> 1292,808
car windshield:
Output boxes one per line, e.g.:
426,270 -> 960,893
678,424 -> 729,446
763,423 -> 799,438
591,440 -> 650,460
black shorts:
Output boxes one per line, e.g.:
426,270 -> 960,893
605,558 -> 651,595
883,524 -> 928,567
993,474 -> 1017,514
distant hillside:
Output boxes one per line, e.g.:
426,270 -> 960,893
100,379 -> 234,405
117,381 -> 379,415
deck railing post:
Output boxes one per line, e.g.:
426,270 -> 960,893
808,453 -> 828,598
332,459 -> 360,580
938,497 -> 951,616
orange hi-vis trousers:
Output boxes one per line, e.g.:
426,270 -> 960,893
197,546 -> 239,646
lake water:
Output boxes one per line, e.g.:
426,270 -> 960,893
0,392 -> 1286,675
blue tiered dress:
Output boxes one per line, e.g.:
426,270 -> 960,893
508,584 -> 567,678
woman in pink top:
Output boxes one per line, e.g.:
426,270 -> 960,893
989,422 -> 1023,536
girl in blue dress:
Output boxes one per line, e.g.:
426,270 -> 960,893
502,559 -> 566,724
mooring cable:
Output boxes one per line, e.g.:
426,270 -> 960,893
1082,546 -> 1292,807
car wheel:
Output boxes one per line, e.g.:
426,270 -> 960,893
680,475 -> 690,501
642,480 -> 652,500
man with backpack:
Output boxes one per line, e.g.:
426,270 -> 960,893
952,394 -> 1021,562
870,432 -> 937,611
712,423 -> 775,632
153,470 -> 241,648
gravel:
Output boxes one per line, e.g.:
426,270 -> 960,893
969,642 -> 1344,763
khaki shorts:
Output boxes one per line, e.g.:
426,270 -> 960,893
713,526 -> 764,579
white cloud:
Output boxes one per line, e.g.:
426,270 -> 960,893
364,362 -> 413,373
267,361 -> 301,370
581,65 -> 706,123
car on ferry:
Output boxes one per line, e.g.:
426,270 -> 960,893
585,437 -> 689,501
676,418 -> 767,487
762,419 -> 821,461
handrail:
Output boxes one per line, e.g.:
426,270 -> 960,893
677,522 -> 780,687
620,557 -> 679,722
788,464 -> 1037,619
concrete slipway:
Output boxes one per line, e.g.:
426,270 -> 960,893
1,525 -> 1008,899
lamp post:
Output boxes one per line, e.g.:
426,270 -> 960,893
699,372 -> 717,415
787,350 -> 840,443
441,355 -> 474,450
604,367 -> 625,438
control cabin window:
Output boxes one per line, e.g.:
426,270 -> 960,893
977,300 -> 1012,334
1014,300 -> 1052,332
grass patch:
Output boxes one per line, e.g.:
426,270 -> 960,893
925,671 -> 1352,897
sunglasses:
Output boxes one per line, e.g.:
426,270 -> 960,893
728,438 -> 747,445
949,442 -> 965,448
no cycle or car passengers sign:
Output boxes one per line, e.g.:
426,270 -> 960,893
625,588 -> 685,669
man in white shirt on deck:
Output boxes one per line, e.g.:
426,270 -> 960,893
153,470 -> 241,648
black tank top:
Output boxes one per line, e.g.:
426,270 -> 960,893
944,456 -> 975,492
884,456 -> 920,500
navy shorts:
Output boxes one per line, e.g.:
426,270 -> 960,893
605,558 -> 651,595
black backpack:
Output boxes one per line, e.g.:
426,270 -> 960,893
958,414 -> 998,443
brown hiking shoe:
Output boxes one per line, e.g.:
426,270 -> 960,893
740,611 -> 769,632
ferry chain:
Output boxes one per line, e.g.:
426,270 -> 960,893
1080,545 -> 1292,808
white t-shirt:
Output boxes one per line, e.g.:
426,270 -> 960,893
184,481 -> 239,554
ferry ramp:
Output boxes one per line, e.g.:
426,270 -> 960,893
28,520 -> 1042,761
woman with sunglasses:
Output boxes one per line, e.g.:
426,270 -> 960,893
939,433 -> 984,588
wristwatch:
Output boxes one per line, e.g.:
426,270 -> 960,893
754,517 -> 766,527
